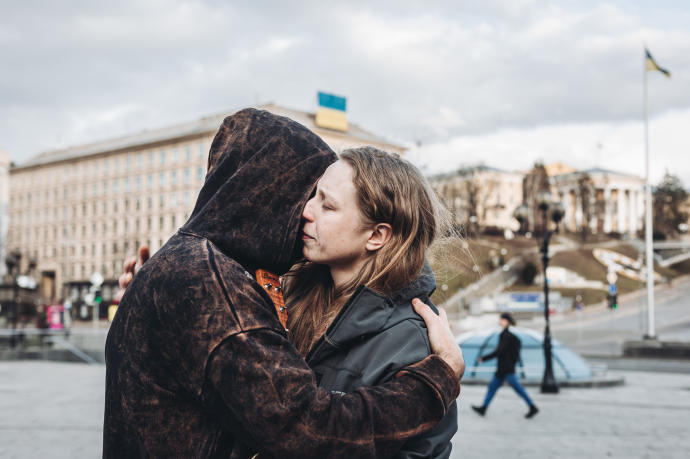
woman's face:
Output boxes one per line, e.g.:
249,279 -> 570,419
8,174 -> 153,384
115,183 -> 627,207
301,160 -> 372,271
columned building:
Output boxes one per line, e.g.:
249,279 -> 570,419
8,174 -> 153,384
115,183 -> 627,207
549,168 -> 645,236
7,104 -> 404,304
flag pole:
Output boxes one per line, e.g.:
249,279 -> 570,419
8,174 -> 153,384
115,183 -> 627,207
643,48 -> 656,339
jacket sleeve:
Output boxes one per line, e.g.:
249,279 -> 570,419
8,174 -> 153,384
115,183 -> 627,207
393,402 -> 457,459
371,322 -> 457,459
201,327 -> 459,459
481,334 -> 508,362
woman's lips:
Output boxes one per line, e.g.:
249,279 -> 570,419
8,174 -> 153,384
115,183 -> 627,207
302,232 -> 314,240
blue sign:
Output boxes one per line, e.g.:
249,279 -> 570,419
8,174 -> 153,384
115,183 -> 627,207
609,284 -> 617,295
510,293 -> 541,302
318,92 -> 347,112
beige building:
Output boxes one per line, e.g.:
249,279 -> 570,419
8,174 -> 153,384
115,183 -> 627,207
430,165 -> 524,230
549,167 -> 645,236
0,149 -> 10,278
7,104 -> 404,304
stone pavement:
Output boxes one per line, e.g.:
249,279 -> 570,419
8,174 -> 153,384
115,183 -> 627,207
1,361 -> 689,458
452,370 -> 690,459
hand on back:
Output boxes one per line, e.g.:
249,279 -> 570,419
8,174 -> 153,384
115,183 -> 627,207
114,245 -> 150,302
412,298 -> 465,380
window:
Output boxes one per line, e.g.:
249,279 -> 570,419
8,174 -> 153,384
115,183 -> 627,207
124,177 -> 130,192
159,172 -> 165,187
184,168 -> 191,184
137,154 -> 143,169
185,146 -> 191,162
184,191 -> 190,205
198,142 -> 204,158
172,148 -> 178,163
160,150 -> 166,165
197,167 -> 204,181
136,176 -> 142,190
147,174 -> 153,189
113,179 -> 119,193
171,170 -> 177,186
148,151 -> 154,166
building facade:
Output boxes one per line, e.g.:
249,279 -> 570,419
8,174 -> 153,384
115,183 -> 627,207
0,149 -> 10,278
549,168 -> 645,236
430,165 -> 524,230
7,104 -> 404,304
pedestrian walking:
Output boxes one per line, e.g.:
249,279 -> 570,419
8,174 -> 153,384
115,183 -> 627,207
472,312 -> 539,419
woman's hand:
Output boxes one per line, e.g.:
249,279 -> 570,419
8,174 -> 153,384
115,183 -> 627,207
412,298 -> 465,380
114,245 -> 150,302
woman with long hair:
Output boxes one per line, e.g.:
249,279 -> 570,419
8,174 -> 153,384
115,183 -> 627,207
285,146 -> 458,458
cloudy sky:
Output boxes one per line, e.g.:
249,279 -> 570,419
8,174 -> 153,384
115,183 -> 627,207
2,0 -> 689,184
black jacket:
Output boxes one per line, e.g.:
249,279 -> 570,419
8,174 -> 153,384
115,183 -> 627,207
481,328 -> 521,377
307,262 -> 458,459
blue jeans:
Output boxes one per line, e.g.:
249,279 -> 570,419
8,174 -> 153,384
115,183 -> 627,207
482,373 -> 534,408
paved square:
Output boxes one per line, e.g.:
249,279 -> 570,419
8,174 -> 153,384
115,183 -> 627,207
1,361 -> 689,458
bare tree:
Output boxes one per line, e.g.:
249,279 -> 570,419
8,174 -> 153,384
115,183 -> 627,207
522,162 -> 550,233
653,172 -> 689,238
575,172 -> 595,242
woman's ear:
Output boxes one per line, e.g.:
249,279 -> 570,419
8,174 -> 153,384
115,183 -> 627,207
365,223 -> 393,252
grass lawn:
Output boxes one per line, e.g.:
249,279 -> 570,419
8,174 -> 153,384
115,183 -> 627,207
430,236 -> 688,307
429,235 -> 541,304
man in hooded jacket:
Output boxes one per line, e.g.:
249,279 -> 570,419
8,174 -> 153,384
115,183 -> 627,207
103,108 -> 462,458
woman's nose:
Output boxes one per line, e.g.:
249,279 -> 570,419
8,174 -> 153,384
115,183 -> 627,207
302,198 -> 315,221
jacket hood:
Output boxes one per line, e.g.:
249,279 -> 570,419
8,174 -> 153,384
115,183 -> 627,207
322,261 -> 437,349
181,108 -> 337,274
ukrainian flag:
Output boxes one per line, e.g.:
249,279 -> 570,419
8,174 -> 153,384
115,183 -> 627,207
645,48 -> 671,77
315,92 -> 348,131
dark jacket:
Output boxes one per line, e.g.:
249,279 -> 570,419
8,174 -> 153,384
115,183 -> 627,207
103,109 -> 460,458
481,328 -> 521,377
307,262 -> 458,459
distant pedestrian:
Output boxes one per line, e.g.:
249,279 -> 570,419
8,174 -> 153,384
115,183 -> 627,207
472,312 -> 539,419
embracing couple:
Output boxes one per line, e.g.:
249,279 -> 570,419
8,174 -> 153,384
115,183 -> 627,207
103,109 -> 465,458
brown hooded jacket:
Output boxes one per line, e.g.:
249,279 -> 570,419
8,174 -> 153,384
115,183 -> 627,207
103,108 -> 459,458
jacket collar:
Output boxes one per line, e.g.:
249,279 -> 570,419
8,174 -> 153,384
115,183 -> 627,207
320,261 -> 437,349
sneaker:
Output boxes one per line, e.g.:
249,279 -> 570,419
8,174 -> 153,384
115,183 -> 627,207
471,405 -> 486,416
525,405 -> 539,419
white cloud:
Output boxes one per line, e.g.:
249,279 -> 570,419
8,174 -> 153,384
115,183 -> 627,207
0,0 -> 689,181
416,108 -> 690,187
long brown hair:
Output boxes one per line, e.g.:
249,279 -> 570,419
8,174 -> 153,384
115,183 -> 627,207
284,146 -> 450,355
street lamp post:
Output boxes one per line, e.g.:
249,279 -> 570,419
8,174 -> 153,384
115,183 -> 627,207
515,192 -> 564,394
